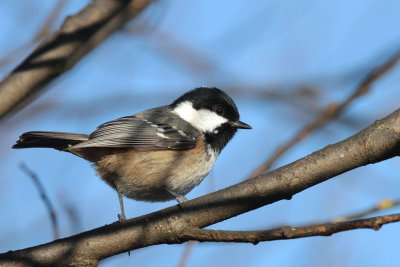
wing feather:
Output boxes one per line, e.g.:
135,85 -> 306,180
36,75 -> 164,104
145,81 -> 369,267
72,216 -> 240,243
71,113 -> 197,151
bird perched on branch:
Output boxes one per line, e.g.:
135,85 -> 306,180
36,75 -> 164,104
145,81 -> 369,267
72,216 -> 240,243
13,87 -> 251,220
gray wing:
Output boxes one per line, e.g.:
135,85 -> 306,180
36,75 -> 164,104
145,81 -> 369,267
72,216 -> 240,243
71,109 -> 198,150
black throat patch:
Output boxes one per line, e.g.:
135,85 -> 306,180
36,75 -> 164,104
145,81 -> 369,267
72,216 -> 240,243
204,125 -> 237,154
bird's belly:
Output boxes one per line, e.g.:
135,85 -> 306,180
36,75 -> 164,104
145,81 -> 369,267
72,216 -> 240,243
95,146 -> 217,202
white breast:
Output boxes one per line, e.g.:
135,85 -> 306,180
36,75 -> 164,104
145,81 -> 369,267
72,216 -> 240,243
167,145 -> 218,195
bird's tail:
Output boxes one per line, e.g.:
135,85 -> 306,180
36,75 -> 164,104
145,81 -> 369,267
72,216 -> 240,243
12,131 -> 89,150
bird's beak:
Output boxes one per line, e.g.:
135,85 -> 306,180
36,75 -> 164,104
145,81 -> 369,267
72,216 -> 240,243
230,120 -> 252,129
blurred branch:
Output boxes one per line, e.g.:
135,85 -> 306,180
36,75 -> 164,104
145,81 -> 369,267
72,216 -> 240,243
177,241 -> 197,267
0,0 -> 154,121
19,163 -> 59,240
127,24 -> 391,132
58,192 -> 82,235
0,0 -> 67,69
179,213 -> 400,244
249,87 -> 367,130
1,107 -> 400,266
32,1 -> 67,42
334,198 -> 400,222
143,29 -> 217,76
125,24 -> 241,81
248,49 -> 400,179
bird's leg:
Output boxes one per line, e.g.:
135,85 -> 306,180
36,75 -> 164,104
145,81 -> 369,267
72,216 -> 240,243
164,187 -> 188,204
117,191 -> 126,221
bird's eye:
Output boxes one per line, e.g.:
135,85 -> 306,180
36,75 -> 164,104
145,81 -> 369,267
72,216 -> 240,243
215,106 -> 224,116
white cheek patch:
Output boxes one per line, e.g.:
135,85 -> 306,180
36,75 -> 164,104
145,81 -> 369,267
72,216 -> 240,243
173,101 -> 228,133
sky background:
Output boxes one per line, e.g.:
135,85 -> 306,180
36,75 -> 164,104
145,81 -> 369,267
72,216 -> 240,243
1,1 -> 400,266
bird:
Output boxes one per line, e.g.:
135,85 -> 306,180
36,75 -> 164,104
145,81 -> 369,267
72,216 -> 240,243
13,87 -> 251,220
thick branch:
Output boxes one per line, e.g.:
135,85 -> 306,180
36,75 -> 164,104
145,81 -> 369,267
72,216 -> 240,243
0,0 -> 154,121
178,213 -> 400,244
1,108 -> 400,266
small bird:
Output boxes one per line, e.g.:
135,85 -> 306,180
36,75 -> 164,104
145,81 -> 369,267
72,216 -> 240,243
13,87 -> 251,220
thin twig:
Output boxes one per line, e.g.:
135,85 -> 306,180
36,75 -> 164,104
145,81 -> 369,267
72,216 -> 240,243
248,49 -> 400,179
334,198 -> 400,222
33,0 -> 67,42
58,192 -> 82,234
179,213 -> 400,244
19,163 -> 59,239
0,0 -> 67,69
177,241 -> 197,267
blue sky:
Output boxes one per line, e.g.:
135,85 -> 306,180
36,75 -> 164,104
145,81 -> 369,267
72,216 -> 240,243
1,1 -> 400,266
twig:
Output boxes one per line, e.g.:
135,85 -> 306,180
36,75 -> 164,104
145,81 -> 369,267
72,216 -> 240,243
58,192 -> 82,234
33,0 -> 68,42
0,0 -> 67,69
125,23 -> 240,81
248,49 -> 400,178
19,163 -> 59,239
177,241 -> 197,267
0,0 -> 154,121
334,198 -> 400,222
178,213 -> 400,244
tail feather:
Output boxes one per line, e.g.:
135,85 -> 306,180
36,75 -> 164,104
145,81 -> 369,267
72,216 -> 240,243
13,131 -> 89,150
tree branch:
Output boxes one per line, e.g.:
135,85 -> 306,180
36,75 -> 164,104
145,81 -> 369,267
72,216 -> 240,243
178,213 -> 400,244
1,108 -> 400,266
19,163 -> 59,240
0,0 -> 154,121
248,49 -> 400,178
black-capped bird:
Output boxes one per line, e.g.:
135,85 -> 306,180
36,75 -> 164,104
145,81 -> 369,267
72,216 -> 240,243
13,87 -> 251,220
